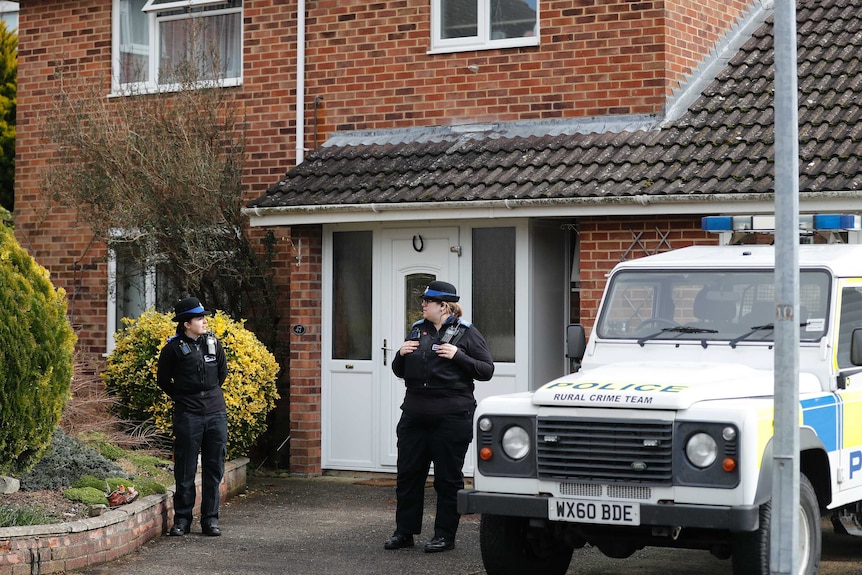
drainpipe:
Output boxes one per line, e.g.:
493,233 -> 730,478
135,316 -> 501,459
296,0 -> 306,164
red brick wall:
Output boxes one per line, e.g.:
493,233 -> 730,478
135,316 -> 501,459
304,0 -> 751,132
15,2 -> 113,357
286,225 -> 323,475
14,1 -> 301,361
15,0 -> 753,474
578,216 -> 718,335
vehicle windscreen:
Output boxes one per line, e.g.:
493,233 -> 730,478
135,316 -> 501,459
595,269 -> 830,343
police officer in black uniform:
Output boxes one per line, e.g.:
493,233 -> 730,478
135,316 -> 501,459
385,281 -> 495,553
157,297 -> 228,537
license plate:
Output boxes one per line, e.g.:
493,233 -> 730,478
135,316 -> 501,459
548,498 -> 641,526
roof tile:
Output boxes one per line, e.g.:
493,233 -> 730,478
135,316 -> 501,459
250,0 -> 862,210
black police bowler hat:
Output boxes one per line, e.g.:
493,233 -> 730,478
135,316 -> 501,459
423,281 -> 460,302
172,297 -> 211,322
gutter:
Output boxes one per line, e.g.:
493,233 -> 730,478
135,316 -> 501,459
242,190 -> 862,227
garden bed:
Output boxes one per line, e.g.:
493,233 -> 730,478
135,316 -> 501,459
0,458 -> 248,575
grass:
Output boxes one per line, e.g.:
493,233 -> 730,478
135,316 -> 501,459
0,506 -> 56,528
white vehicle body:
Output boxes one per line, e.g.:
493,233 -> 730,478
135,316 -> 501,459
459,244 -> 862,575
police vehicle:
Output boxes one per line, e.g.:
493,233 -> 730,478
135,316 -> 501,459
458,215 -> 862,575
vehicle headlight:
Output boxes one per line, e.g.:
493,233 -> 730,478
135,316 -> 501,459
501,426 -> 530,460
685,432 -> 718,468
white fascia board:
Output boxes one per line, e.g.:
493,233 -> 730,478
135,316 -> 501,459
243,191 -> 862,227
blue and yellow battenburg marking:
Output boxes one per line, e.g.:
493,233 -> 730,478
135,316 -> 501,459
754,395 -> 841,471
800,394 -> 840,453
756,390 -> 862,480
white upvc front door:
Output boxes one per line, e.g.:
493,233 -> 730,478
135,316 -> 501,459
322,225 -> 460,471
379,227 -> 461,467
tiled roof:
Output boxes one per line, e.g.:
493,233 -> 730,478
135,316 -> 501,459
249,0 -> 862,210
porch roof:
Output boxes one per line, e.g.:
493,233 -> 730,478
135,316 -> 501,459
246,0 -> 862,225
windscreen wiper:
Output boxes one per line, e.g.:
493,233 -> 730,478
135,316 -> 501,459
729,321 -> 809,348
637,326 -> 719,346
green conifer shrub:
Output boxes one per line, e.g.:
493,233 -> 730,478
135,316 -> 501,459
103,309 -> 280,459
19,428 -> 126,490
0,225 -> 77,475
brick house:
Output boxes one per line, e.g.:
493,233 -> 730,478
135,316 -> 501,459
14,0 -> 862,475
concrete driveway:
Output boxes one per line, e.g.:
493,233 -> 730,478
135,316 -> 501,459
68,474 -> 862,575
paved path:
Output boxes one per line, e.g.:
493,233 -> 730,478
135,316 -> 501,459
68,474 -> 862,575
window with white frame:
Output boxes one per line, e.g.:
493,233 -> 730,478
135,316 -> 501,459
431,0 -> 538,53
113,0 -> 242,91
107,242 -> 180,351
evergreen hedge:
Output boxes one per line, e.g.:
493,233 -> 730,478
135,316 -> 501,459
0,225 -> 77,475
103,309 -> 280,459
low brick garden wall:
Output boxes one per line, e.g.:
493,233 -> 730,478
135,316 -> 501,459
0,457 -> 248,575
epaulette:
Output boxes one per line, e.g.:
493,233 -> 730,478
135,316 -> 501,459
411,319 -> 424,327
167,334 -> 178,342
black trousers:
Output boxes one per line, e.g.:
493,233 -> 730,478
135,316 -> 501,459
394,408 -> 474,540
172,410 -> 228,527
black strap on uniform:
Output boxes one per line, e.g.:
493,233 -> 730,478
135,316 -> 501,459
441,320 -> 467,346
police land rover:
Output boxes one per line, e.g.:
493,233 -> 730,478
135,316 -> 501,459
458,216 -> 862,575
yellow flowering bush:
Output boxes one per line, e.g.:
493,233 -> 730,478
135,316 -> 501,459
0,225 -> 77,475
103,309 -> 280,459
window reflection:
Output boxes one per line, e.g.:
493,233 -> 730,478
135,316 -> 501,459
473,227 -> 515,362
440,0 -> 537,42
490,0 -> 537,39
405,273 -> 436,334
332,231 -> 372,360
441,0 -> 477,39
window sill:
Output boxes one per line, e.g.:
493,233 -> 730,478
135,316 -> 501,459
109,77 -> 243,98
427,36 -> 539,55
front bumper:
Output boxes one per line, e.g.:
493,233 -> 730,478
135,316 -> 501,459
457,489 -> 760,533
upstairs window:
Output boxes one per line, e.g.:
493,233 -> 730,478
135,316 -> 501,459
113,0 -> 242,92
431,0 -> 538,53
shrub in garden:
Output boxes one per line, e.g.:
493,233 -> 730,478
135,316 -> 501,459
103,308 -> 280,459
72,475 -> 111,491
64,475 -> 166,505
63,486 -> 108,506
19,428 -> 127,490
0,225 -> 77,476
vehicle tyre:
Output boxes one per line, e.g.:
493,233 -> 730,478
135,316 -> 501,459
731,474 -> 821,575
479,514 -> 574,575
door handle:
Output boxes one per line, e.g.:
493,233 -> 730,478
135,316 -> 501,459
382,339 -> 392,366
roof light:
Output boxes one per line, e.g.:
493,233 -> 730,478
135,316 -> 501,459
702,214 -> 862,233
702,216 -> 733,231
813,214 -> 862,230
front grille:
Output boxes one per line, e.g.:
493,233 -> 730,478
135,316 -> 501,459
536,417 -> 673,485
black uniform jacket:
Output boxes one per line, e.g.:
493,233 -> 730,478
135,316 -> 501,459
157,332 -> 228,415
392,317 -> 494,415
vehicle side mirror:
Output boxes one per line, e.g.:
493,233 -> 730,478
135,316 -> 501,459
566,324 -> 586,362
852,328 -> 862,366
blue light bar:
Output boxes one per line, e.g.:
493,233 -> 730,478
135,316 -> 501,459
702,216 -> 733,231
703,214 -> 862,233
814,214 -> 862,230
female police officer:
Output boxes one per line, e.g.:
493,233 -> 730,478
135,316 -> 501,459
157,297 -> 228,537
385,281 -> 494,553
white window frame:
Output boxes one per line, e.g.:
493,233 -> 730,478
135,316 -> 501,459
106,240 -> 159,353
111,0 -> 243,94
429,0 -> 539,54
141,0 -> 227,11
